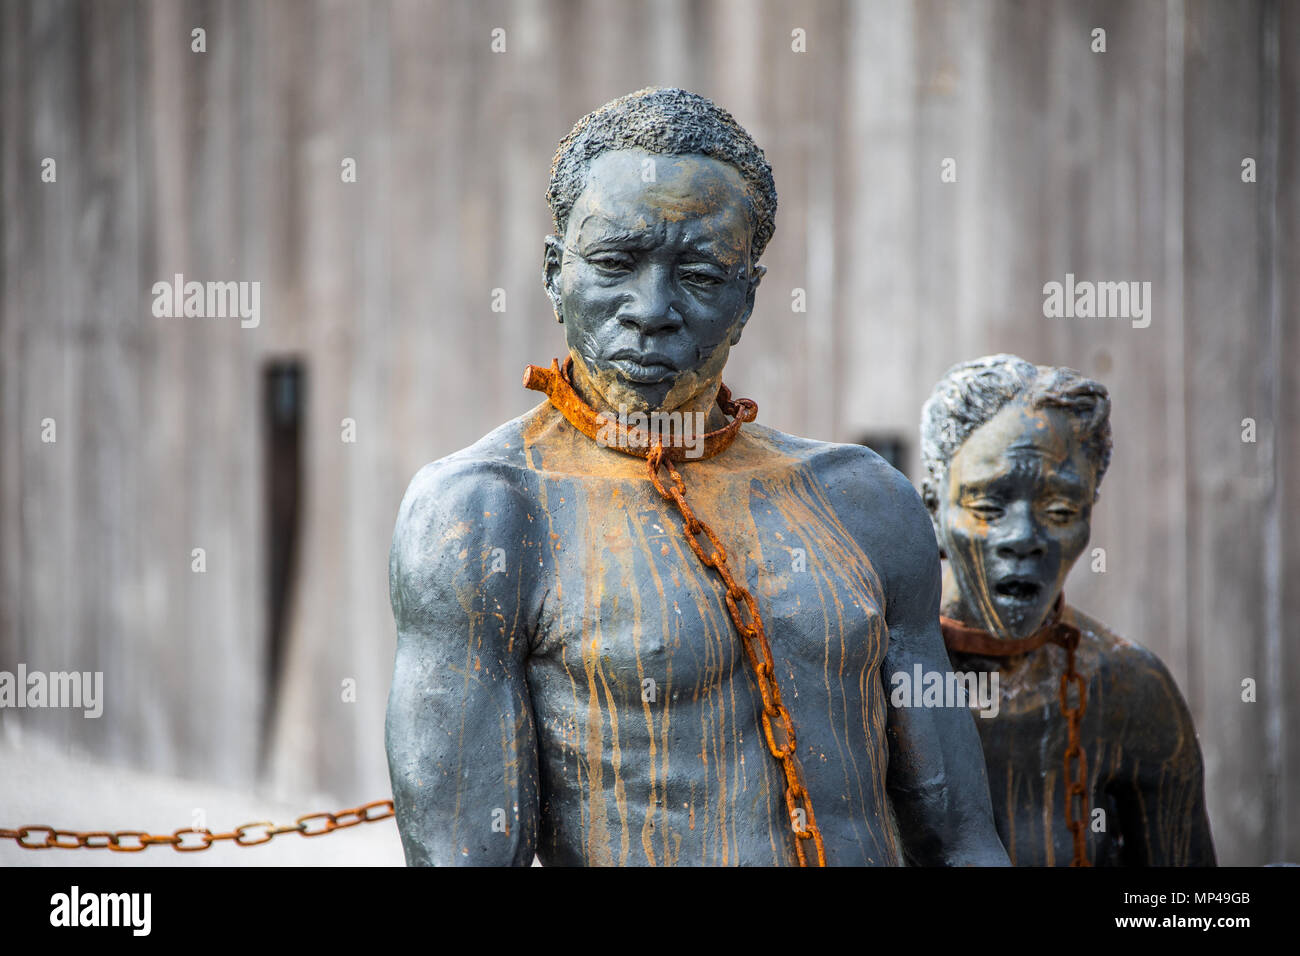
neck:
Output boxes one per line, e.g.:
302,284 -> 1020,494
939,588 -> 1072,659
568,351 -> 731,432
523,355 -> 756,463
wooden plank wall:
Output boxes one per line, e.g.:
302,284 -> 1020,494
1,0 -> 1294,864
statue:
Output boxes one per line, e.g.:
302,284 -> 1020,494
920,355 -> 1216,866
385,88 -> 1008,866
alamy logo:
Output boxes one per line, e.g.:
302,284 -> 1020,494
1042,272 -> 1151,329
151,273 -> 261,328
0,664 -> 103,718
595,406 -> 708,459
50,886 -> 151,936
889,663 -> 1000,718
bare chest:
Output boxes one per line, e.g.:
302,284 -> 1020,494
515,448 -> 901,864
528,470 -> 888,708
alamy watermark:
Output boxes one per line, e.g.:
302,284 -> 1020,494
596,406 -> 708,459
0,664 -> 103,718
890,663 -> 1000,718
151,273 -> 260,328
1042,273 -> 1151,329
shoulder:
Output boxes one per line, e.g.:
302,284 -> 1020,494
1069,606 -> 1200,746
394,407 -> 543,531
743,424 -> 920,509
390,411 -> 545,613
1071,607 -> 1180,691
414,405 -> 543,479
745,425 -> 938,605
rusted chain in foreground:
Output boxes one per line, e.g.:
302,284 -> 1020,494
646,442 -> 827,867
0,799 -> 394,851
524,356 -> 826,867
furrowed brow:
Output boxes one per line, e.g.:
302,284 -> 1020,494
1044,474 -> 1089,497
681,244 -> 731,267
579,229 -> 656,249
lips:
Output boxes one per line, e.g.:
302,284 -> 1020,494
608,350 -> 678,385
993,577 -> 1044,604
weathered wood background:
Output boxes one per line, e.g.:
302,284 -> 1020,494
1,0 -> 1295,865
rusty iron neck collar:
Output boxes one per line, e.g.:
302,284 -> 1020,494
523,355 -> 757,463
940,592 -> 1080,657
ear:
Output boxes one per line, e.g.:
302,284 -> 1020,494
920,481 -> 939,516
920,481 -> 947,559
729,263 -> 765,346
543,235 -> 565,323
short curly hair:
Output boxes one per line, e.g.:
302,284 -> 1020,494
919,354 -> 1113,512
547,88 -> 777,266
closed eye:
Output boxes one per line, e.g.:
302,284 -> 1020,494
580,250 -> 635,275
1044,504 -> 1081,523
679,268 -> 725,288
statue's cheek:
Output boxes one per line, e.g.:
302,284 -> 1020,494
940,511 -> 992,553
944,533 -> 992,584
1046,515 -> 1091,556
562,287 -> 610,324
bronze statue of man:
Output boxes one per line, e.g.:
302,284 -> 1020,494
920,354 -> 1216,866
385,88 -> 1008,866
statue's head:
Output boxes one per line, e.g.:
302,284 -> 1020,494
544,88 -> 776,414
920,355 -> 1112,639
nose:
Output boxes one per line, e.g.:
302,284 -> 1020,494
617,263 -> 684,337
994,501 -> 1047,559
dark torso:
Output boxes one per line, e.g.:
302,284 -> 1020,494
952,608 -> 1213,866
511,404 -> 901,865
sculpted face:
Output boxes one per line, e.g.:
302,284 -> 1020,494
544,148 -> 764,417
935,399 -> 1098,639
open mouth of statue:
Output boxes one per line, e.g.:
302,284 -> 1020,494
610,354 -> 677,384
994,578 -> 1043,604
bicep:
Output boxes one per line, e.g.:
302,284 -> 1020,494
384,461 -> 543,866
386,623 -> 538,866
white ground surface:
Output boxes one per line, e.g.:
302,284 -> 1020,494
0,728 -> 405,867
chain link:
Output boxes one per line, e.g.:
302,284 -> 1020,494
524,357 -> 823,866
941,598 -> 1092,868
1058,634 -> 1091,867
647,443 -> 827,867
1,800 -> 394,852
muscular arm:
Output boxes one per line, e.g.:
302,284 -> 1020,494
385,458 -> 543,866
840,453 -> 1008,865
1112,650 -> 1216,866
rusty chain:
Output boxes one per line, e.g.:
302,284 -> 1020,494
940,595 -> 1092,867
0,799 -> 394,852
646,442 -> 827,867
1058,632 -> 1091,867
523,356 -> 825,867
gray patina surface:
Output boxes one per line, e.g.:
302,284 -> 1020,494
921,355 -> 1216,865
385,89 -> 1008,866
